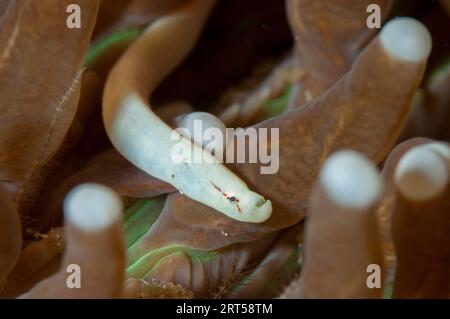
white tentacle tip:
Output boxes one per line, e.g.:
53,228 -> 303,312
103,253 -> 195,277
421,142 -> 450,164
320,150 -> 383,209
64,183 -> 123,231
176,111 -> 228,154
395,146 -> 449,201
380,17 -> 432,62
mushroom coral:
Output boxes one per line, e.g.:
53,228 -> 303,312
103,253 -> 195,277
0,0 -> 100,214
282,142 -> 450,299
20,183 -> 125,298
392,143 -> 450,298
287,0 -> 393,106
220,0 -> 393,125
281,150 -> 385,298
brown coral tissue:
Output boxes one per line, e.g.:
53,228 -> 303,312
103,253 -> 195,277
0,0 -> 449,303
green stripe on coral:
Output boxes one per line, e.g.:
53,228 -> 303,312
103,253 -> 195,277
259,84 -> 292,119
123,196 -> 166,248
126,244 -> 217,279
84,28 -> 143,67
